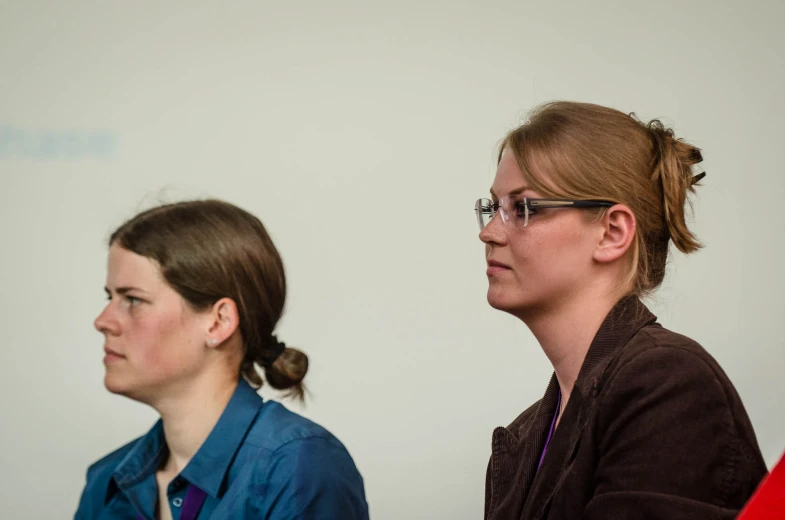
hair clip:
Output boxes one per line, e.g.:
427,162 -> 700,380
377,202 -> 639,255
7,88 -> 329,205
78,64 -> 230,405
691,171 -> 707,185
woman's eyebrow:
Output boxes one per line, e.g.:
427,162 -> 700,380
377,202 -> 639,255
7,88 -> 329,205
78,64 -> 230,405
490,186 -> 530,198
104,286 -> 150,295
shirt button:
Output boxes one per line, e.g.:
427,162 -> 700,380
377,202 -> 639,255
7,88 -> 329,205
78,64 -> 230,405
172,497 -> 183,508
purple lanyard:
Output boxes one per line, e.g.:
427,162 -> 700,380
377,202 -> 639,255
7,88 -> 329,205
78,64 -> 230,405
136,484 -> 207,520
537,389 -> 562,470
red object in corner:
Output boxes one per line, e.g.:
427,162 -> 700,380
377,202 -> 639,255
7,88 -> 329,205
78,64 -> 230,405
738,451 -> 785,519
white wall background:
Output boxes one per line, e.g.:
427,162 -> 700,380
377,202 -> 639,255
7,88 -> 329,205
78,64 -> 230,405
1,1 -> 783,518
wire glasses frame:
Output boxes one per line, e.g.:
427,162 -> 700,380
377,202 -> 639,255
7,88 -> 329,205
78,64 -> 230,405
474,197 -> 616,231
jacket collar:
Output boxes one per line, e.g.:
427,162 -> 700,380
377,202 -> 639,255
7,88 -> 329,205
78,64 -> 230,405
489,296 -> 657,519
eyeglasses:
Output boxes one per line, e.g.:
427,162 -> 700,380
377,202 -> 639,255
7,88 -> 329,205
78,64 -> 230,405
474,196 -> 616,231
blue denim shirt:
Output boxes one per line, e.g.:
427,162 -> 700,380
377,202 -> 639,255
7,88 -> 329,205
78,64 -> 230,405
75,380 -> 369,519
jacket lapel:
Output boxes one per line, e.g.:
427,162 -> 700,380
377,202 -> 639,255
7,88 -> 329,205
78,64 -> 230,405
521,379 -> 591,519
488,376 -> 560,518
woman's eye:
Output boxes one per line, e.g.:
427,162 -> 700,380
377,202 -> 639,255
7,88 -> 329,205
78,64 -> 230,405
121,296 -> 142,309
514,202 -> 531,217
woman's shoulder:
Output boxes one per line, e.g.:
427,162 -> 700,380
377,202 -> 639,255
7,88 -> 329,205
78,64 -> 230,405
247,400 -> 350,454
242,401 -> 368,514
615,323 -> 727,383
76,436 -> 143,517
590,322 -> 766,509
602,322 -> 759,442
84,436 -> 142,484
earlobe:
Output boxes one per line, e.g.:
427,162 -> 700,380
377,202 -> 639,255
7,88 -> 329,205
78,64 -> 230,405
594,205 -> 636,264
205,297 -> 240,348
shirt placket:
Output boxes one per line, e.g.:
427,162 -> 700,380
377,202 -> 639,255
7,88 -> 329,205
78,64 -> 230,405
166,476 -> 189,520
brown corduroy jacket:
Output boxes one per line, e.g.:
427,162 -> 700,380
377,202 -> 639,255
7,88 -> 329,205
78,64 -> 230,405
485,297 -> 767,520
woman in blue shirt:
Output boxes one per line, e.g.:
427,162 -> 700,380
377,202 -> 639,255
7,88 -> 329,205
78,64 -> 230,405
75,199 -> 369,519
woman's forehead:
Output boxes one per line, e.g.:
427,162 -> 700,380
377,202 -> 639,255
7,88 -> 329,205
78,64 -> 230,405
106,245 -> 164,287
494,146 -> 563,198
491,150 -> 527,196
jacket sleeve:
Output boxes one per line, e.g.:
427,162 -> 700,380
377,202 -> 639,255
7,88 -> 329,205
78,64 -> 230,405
582,341 -> 764,519
484,456 -> 493,518
262,436 -> 369,520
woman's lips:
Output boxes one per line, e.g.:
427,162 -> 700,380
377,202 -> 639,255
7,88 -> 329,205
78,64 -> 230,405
487,259 -> 511,276
103,347 -> 126,364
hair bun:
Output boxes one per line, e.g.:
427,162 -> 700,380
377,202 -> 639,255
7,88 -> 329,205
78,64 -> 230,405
261,334 -> 286,367
265,346 -> 309,402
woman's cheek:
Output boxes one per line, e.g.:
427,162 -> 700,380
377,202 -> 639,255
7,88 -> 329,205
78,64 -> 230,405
136,316 -> 183,375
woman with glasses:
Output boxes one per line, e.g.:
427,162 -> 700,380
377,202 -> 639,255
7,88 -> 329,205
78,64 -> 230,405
478,102 -> 766,520
75,200 -> 369,520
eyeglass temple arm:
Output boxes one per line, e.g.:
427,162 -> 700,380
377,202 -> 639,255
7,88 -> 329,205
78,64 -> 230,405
529,200 -> 616,209
567,200 -> 616,208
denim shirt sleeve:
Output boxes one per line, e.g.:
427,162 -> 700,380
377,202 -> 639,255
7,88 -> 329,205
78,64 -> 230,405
74,469 -> 94,520
263,436 -> 369,520
75,462 -> 115,520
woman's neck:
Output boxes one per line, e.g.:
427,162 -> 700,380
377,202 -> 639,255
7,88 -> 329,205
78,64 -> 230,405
522,292 -> 622,407
153,376 -> 239,475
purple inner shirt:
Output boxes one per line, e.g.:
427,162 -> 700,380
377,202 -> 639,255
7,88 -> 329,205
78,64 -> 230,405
136,484 -> 206,520
537,389 -> 562,471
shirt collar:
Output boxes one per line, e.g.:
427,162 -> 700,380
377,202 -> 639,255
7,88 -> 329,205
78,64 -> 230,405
180,379 -> 263,497
110,379 -> 264,500
112,421 -> 167,490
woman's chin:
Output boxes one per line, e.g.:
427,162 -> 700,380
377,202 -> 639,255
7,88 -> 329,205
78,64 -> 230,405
487,286 -> 542,318
104,374 -> 134,397
488,289 -> 523,313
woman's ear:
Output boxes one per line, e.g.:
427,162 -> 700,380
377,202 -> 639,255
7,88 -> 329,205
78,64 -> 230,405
593,205 -> 636,264
204,297 -> 240,348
